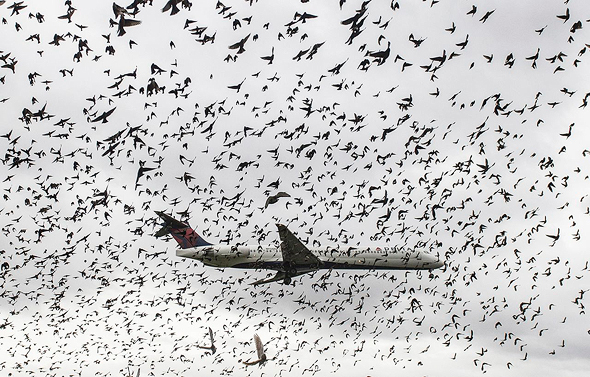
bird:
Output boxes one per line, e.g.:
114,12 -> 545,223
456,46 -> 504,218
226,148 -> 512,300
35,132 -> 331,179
260,47 -> 274,64
243,334 -> 266,365
162,0 -> 182,15
265,192 -> 290,208
556,8 -> 570,23
58,6 -> 76,23
112,2 -> 129,18
227,78 -> 245,92
228,34 -> 251,54
135,161 -> 157,189
456,34 -> 469,50
479,9 -> 495,23
117,15 -> 141,37
559,123 -> 574,138
546,228 -> 560,246
7,1 -> 27,16
445,22 -> 456,33
197,327 -> 216,354
90,107 -> 116,123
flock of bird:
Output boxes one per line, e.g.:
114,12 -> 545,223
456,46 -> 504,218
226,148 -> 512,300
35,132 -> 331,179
1,0 -> 589,376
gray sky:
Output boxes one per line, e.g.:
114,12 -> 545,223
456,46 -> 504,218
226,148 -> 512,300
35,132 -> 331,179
1,0 -> 590,376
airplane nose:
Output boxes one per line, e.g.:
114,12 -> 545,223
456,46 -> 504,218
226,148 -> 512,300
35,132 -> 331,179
425,253 -> 444,269
430,258 -> 444,269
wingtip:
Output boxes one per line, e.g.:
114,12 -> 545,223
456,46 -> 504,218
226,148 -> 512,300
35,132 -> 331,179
250,278 -> 265,286
154,210 -> 167,219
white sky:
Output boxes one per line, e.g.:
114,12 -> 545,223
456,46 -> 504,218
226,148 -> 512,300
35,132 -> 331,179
1,0 -> 590,376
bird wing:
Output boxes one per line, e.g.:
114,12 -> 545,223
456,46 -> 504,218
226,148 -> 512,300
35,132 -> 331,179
122,18 -> 142,27
113,3 -> 128,17
264,196 -> 274,208
209,327 -> 214,344
228,34 -> 250,49
103,106 -> 116,118
91,107 -> 115,123
276,224 -> 321,268
162,0 -> 173,12
254,334 -> 264,359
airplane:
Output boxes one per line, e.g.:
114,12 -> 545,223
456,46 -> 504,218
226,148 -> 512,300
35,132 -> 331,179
154,211 -> 444,285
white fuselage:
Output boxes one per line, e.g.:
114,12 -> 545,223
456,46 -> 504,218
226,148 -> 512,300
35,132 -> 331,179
176,245 -> 444,270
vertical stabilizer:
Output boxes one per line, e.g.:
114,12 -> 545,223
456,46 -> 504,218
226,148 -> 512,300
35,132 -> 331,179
154,211 -> 212,249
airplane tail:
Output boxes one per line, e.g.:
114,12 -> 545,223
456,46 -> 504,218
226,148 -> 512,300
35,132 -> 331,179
154,211 -> 212,249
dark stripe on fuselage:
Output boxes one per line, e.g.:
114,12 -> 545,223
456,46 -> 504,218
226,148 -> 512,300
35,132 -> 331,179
229,261 -> 426,271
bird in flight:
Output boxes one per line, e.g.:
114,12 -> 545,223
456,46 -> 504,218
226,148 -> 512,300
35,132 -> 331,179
243,334 -> 266,365
90,107 -> 116,123
264,191 -> 290,208
117,14 -> 142,36
197,327 -> 216,354
229,34 -> 251,54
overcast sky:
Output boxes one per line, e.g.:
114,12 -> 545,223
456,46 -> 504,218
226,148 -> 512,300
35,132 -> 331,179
1,0 -> 590,376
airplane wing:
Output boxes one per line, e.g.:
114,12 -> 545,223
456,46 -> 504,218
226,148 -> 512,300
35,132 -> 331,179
276,224 -> 322,269
251,225 -> 322,286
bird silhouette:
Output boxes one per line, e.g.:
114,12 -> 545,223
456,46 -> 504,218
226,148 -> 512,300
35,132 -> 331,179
117,14 -> 141,36
264,191 -> 290,208
228,34 -> 251,54
90,107 -> 116,123
197,327 -> 216,354
243,334 -> 266,365
135,162 -> 157,190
